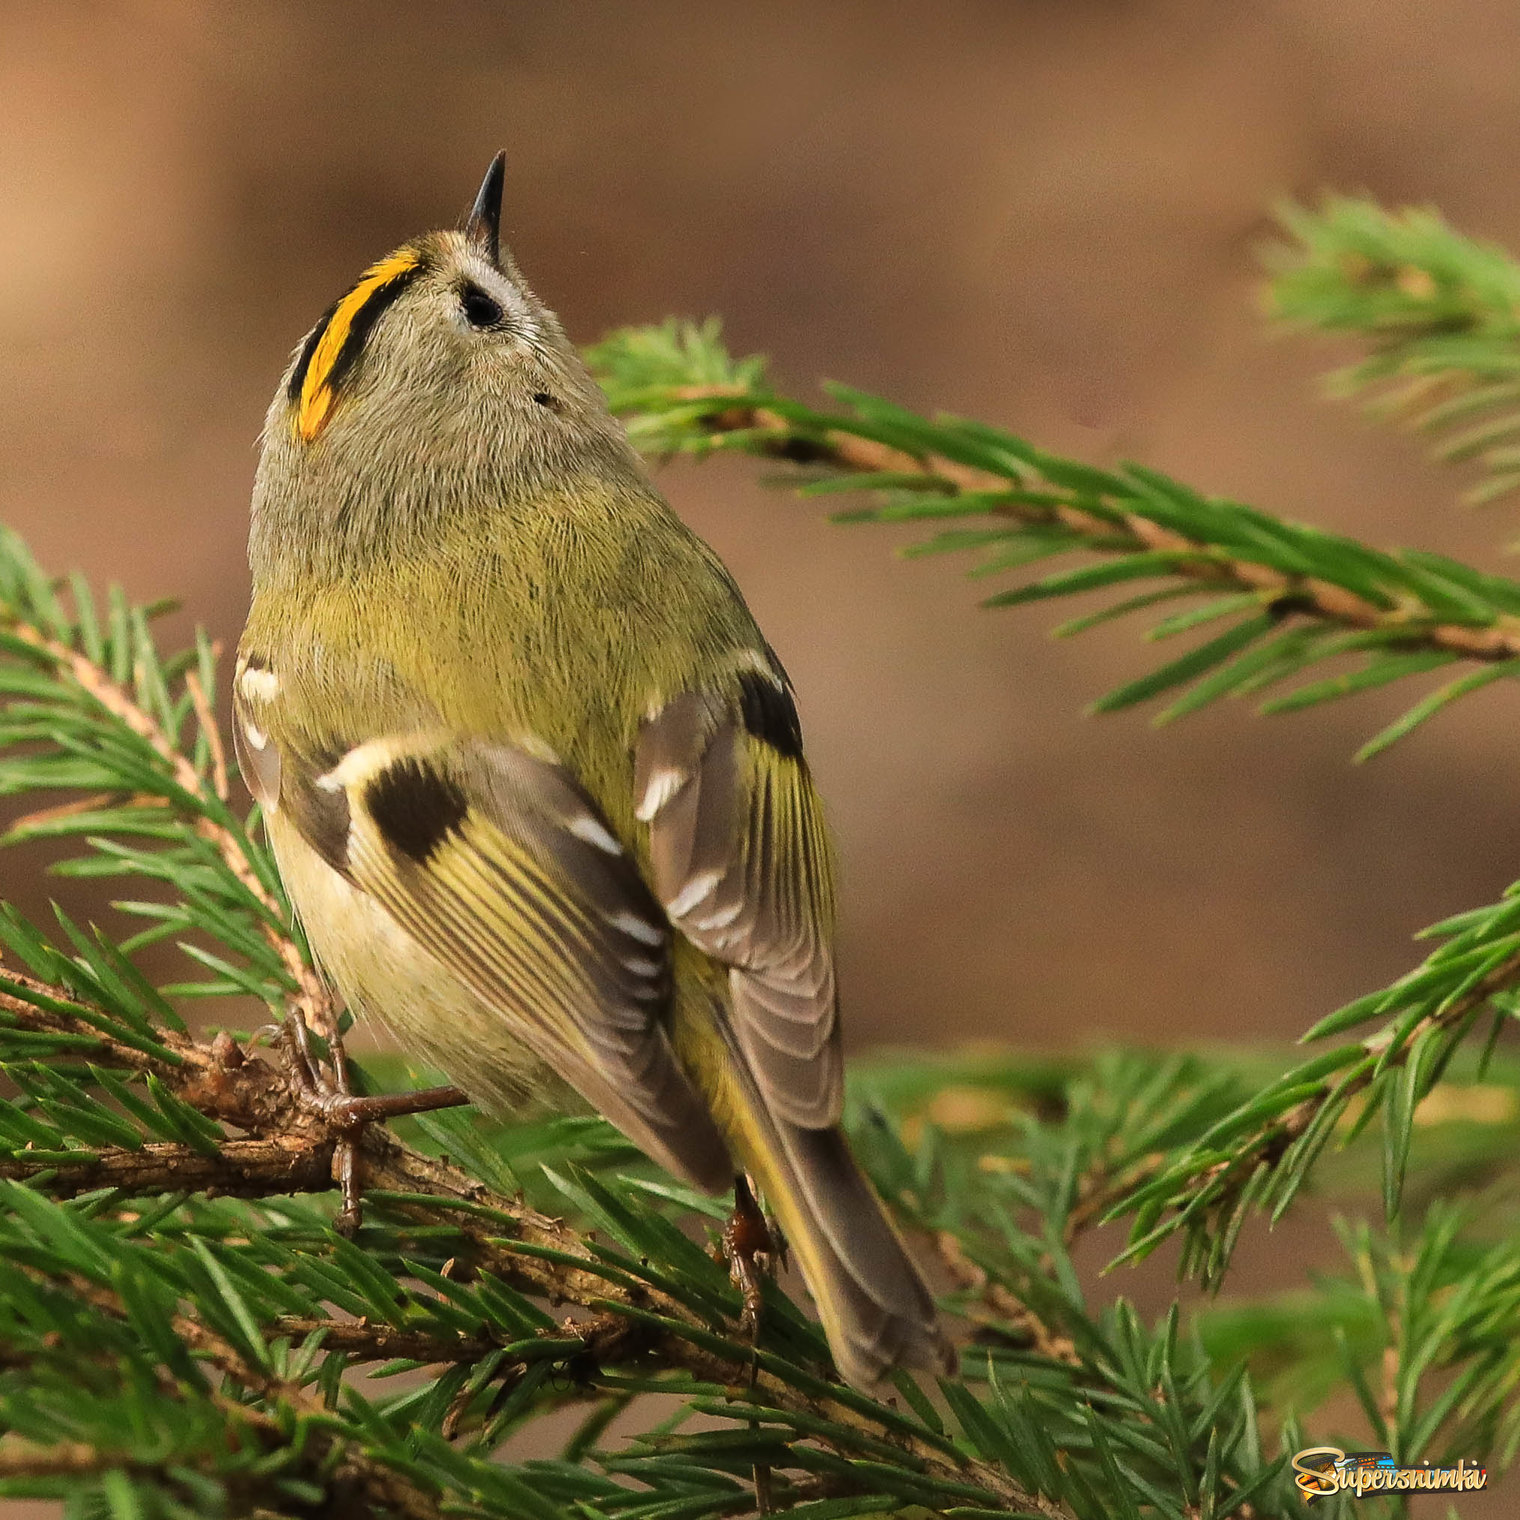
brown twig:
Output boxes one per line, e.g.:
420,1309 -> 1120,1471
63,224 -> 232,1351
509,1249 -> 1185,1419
185,665 -> 229,802
935,1231 -> 1079,1367
3,619 -> 331,1029
0,1137 -> 336,1199
1063,1150 -> 1165,1247
0,1439 -> 111,1478
7,790 -> 147,833
0,969 -> 308,1134
269,1316 -> 502,1365
669,390 -> 1520,663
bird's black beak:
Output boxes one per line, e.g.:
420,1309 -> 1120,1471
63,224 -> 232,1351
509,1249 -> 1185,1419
465,152 -> 506,265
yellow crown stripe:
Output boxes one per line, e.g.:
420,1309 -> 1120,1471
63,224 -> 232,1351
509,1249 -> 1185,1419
296,251 -> 421,441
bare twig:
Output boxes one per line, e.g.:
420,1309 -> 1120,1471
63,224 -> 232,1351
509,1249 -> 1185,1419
0,1137 -> 336,1199
7,790 -> 143,832
1064,1151 -> 1165,1246
0,1439 -> 108,1478
269,1316 -> 503,1365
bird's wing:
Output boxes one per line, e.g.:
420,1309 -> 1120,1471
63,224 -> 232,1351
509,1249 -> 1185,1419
233,672 -> 731,1192
635,671 -> 841,1128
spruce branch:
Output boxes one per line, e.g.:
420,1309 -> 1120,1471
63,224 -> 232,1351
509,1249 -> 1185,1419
1,609 -> 328,1022
1109,873 -> 1520,1287
51,1267 -> 450,1520
1266,195 -> 1520,509
0,967 -> 1071,1519
587,320 -> 1520,760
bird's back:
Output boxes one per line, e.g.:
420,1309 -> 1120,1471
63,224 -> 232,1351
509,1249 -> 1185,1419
244,472 -> 769,847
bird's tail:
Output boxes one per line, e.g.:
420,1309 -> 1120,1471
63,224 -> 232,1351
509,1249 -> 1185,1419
686,1010 -> 953,1389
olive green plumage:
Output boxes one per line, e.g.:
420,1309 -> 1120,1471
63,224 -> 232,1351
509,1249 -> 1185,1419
237,154 -> 950,1388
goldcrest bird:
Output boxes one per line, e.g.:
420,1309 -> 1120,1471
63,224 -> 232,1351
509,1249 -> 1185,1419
235,154 -> 950,1388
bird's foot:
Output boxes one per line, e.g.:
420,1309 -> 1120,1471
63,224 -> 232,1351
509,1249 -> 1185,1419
279,1006 -> 469,1235
722,1173 -> 779,1341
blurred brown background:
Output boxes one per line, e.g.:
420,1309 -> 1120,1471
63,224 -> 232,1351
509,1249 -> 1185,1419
6,0 -> 1519,1060
4,0 -> 1520,1508
3,0 -> 1520,1049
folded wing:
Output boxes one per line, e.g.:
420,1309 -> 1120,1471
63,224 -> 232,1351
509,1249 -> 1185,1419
635,675 -> 842,1129
234,680 -> 731,1192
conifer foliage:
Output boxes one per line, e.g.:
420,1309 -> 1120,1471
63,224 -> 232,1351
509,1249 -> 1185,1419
0,196 -> 1517,1516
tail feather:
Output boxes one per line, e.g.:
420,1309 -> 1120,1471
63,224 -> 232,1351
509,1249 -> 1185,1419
768,1118 -> 954,1386
714,1035 -> 953,1387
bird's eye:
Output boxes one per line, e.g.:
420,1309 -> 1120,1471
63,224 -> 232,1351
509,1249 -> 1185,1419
459,282 -> 503,329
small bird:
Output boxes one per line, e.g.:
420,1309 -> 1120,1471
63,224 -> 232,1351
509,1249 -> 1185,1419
236,154 -> 950,1388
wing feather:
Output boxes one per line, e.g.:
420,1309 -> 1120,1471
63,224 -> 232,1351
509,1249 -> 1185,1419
638,683 -> 842,1128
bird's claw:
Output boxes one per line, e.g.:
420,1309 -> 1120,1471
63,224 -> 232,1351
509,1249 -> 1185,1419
277,1006 -> 468,1235
722,1174 -> 779,1341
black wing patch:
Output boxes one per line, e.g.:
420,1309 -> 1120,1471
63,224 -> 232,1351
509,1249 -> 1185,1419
366,757 -> 469,864
737,670 -> 804,759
